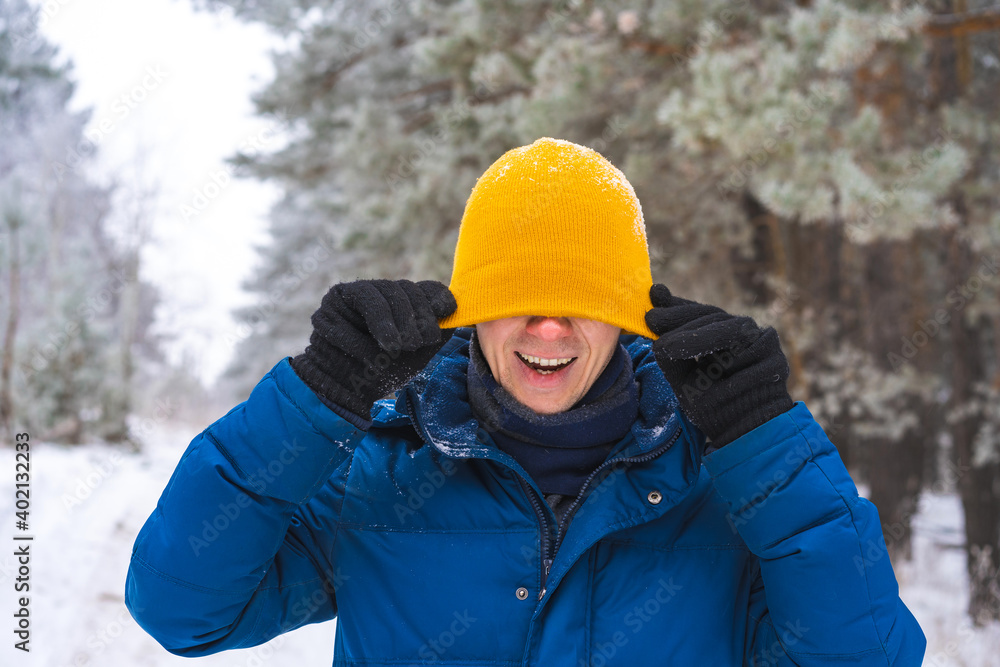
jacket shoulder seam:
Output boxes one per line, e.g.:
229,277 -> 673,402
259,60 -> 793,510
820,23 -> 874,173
707,427 -> 802,478
204,430 -> 268,496
269,369 -> 345,443
270,368 -> 362,503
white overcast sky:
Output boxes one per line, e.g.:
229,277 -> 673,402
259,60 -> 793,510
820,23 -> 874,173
38,0 -> 284,385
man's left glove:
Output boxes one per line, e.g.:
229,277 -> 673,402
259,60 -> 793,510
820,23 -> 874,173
645,284 -> 793,449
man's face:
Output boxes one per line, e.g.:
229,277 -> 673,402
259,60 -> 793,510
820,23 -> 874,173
475,316 -> 621,415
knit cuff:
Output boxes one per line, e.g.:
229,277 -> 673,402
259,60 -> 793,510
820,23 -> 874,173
289,352 -> 374,426
708,392 -> 794,448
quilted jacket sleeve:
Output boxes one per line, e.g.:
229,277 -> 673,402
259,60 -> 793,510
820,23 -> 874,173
125,357 -> 364,656
703,401 -> 926,666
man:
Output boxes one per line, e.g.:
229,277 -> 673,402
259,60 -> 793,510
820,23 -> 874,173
126,138 -> 926,665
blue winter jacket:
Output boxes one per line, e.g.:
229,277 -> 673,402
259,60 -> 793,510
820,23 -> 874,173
126,331 -> 926,665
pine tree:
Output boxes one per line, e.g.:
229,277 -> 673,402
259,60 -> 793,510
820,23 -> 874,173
0,0 -> 162,444
656,0 -> 1000,623
204,0 -> 1000,621
203,0 -> 748,393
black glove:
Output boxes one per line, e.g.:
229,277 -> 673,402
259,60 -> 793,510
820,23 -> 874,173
291,279 -> 457,426
644,284 -> 793,448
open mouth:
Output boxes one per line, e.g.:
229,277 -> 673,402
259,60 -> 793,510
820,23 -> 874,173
515,351 -> 577,375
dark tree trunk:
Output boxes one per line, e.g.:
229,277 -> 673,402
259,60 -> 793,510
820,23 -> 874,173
945,227 -> 1000,624
860,241 -> 925,563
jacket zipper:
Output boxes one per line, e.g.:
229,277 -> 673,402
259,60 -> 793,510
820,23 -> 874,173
404,391 -> 434,448
407,390 -> 685,602
530,423 -> 684,601
552,424 -> 684,561
518,477 -> 554,599
407,391 -> 557,597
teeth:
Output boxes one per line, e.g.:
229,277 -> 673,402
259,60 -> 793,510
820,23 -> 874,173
520,353 -> 573,366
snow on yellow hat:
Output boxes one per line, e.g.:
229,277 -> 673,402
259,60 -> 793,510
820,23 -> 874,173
440,137 -> 656,338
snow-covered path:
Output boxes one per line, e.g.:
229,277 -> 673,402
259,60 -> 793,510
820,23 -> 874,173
0,423 -> 997,666
0,423 -> 333,667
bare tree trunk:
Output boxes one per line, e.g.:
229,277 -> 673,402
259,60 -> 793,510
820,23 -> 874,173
867,427 -> 925,561
0,218 -> 21,435
108,249 -> 140,445
733,192 -> 778,308
951,0 -> 973,91
103,159 -> 158,445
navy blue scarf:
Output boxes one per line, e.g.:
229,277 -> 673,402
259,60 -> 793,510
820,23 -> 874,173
467,334 -> 638,496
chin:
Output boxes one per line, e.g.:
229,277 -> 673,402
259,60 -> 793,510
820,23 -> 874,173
515,391 -> 576,415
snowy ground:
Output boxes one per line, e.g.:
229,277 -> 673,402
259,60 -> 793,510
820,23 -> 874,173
894,493 -> 1000,666
0,422 -> 997,666
0,422 -> 334,667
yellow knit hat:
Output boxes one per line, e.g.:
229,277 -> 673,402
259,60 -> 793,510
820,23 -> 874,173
440,137 -> 656,338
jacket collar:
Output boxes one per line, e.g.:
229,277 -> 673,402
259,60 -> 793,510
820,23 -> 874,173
396,329 -> 685,461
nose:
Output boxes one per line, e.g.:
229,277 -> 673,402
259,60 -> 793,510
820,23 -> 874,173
525,316 -> 573,342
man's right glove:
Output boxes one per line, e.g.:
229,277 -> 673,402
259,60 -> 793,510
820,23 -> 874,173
290,279 -> 457,428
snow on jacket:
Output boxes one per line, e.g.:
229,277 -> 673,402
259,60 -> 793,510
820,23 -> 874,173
125,330 -> 926,665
